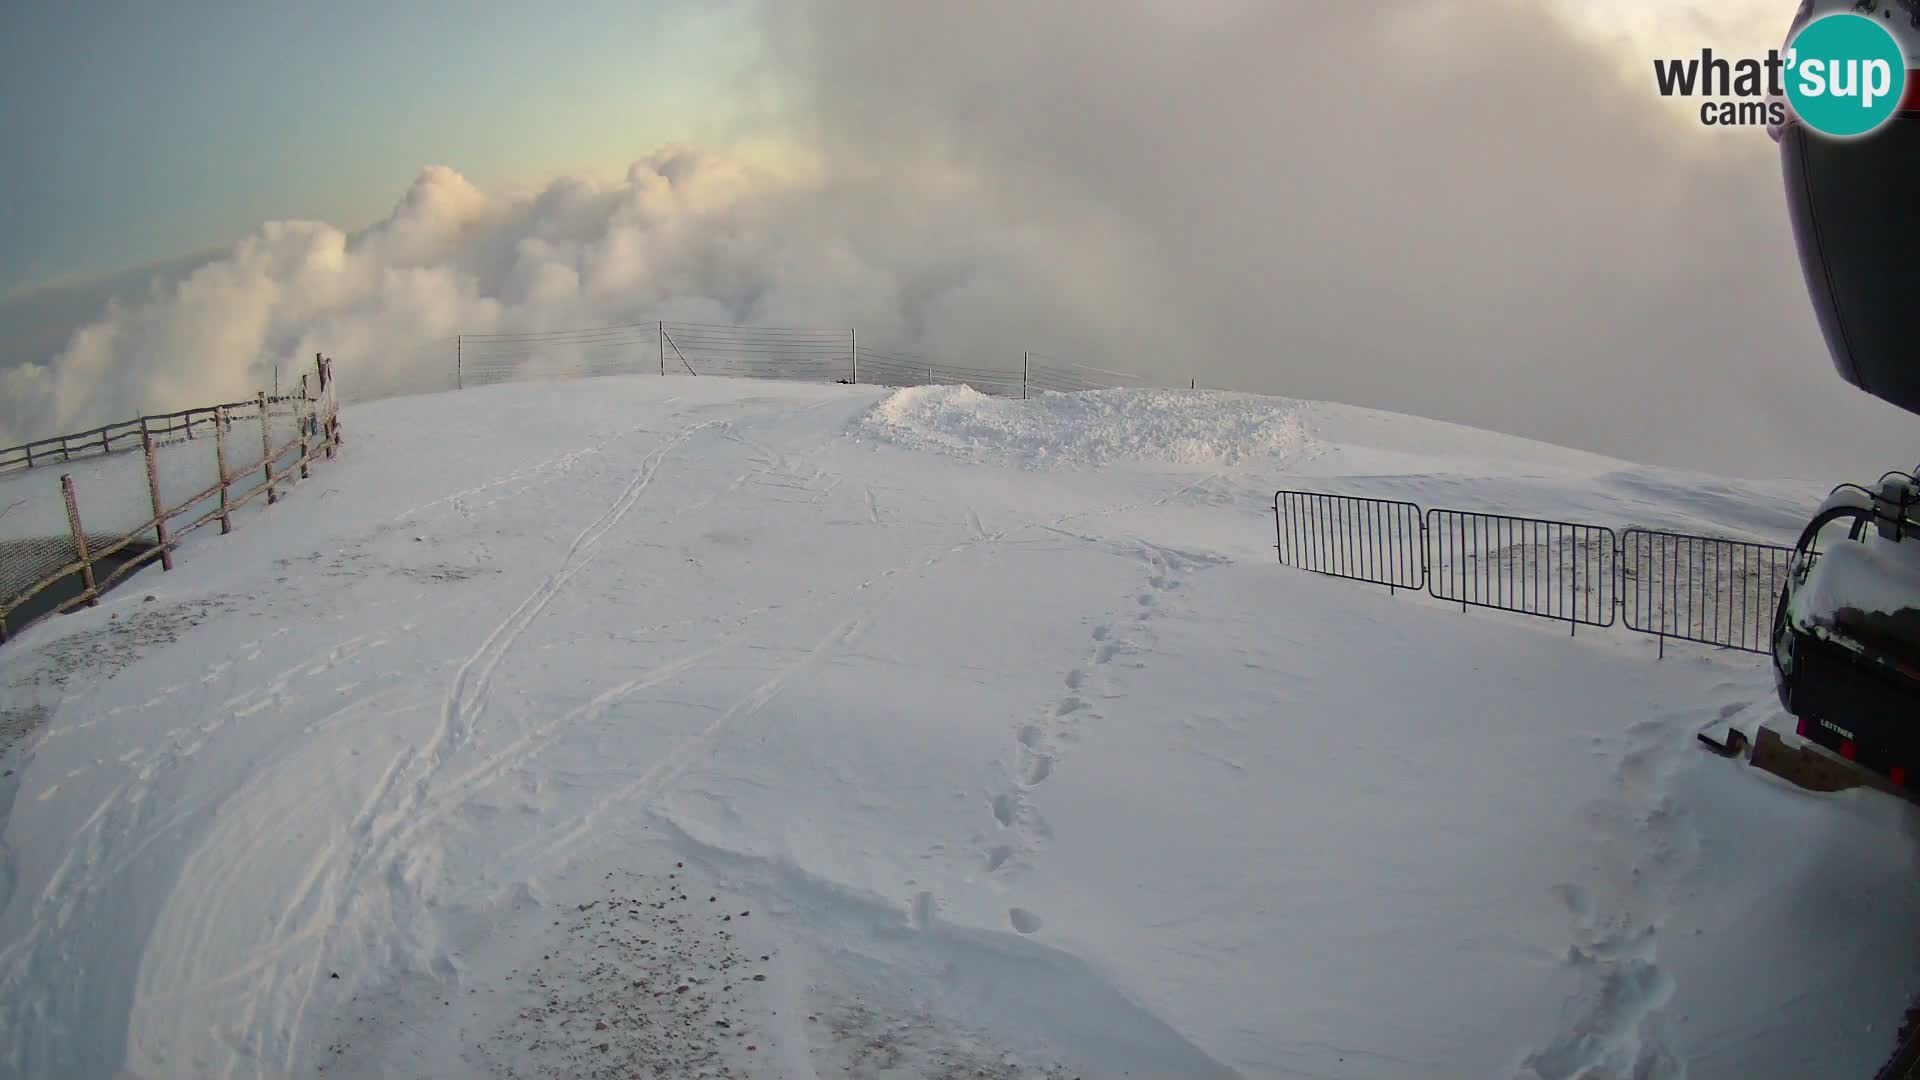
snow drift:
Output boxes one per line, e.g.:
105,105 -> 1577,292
857,385 -> 1309,467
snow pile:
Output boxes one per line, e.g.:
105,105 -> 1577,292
857,385 -> 1310,467
1791,537 -> 1920,631
1,374 -> 1916,1080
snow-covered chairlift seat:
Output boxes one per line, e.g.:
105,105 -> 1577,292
1772,478 -> 1920,780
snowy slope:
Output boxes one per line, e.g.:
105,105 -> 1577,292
0,376 -> 1913,1080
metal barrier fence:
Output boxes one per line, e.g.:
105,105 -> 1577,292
1620,528 -> 1794,656
1271,491 -> 1424,592
1426,510 -> 1617,631
1273,491 -> 1793,655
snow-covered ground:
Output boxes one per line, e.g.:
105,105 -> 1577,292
0,375 -> 1915,1080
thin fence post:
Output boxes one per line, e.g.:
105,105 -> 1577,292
850,328 -> 859,384
1023,351 -> 1029,399
61,437 -> 70,462
298,376 -> 312,480
143,432 -> 174,571
659,321 -> 665,376
257,391 -> 276,505
456,335 -> 464,390
327,356 -> 341,451
100,426 -> 111,454
214,406 -> 233,534
62,474 -> 97,607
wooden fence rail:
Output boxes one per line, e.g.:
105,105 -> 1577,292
0,355 -> 339,645
0,386 -> 321,475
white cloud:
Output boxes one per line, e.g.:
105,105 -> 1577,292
3,0 -> 1912,484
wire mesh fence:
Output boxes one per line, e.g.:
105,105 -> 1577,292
1273,491 -> 1784,654
459,323 -> 661,389
428,318 -> 1198,401
662,322 -> 852,382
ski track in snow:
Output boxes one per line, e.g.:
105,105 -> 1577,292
268,417 -> 730,1072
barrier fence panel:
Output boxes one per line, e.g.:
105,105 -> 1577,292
1620,528 -> 1793,655
1271,491 -> 1426,591
1425,509 -> 1617,630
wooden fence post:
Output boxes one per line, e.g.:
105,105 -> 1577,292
298,377 -> 312,480
257,391 -> 276,504
329,356 -> 340,452
143,432 -> 174,571
456,335 -> 464,390
100,427 -> 111,454
61,474 -> 97,607
1022,351 -> 1029,399
214,406 -> 233,534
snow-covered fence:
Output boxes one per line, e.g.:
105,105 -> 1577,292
441,320 -> 1187,400
0,356 -> 341,645
1272,491 -> 1793,656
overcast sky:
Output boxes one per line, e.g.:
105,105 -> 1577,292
3,0 -> 1911,482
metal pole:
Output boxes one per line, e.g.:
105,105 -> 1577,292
1023,351 -> 1028,399
850,328 -> 859,384
214,407 -> 232,534
62,474 -> 97,607
659,321 -> 665,376
257,391 -> 276,505
144,432 -> 173,571
456,335 -> 464,390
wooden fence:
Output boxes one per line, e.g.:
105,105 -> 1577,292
0,355 -> 341,645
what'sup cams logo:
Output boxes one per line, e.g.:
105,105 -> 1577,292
1653,0 -> 1913,138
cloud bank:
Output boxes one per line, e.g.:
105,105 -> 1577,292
3,0 -> 1912,482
